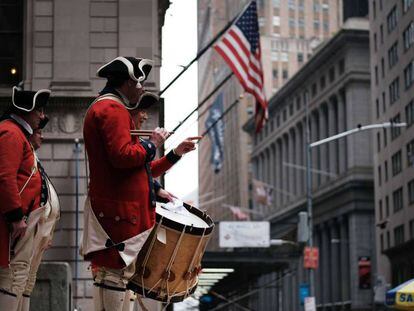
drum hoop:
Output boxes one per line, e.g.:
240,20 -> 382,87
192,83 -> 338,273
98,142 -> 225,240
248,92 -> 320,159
155,202 -> 214,236
126,280 -> 197,303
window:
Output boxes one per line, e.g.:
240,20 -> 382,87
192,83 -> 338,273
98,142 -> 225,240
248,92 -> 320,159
405,100 -> 414,127
282,69 -> 288,79
403,0 -> 414,13
380,234 -> 384,251
403,22 -> 414,51
386,231 -> 391,248
373,0 -> 377,19
378,165 -> 382,186
0,0 -> 23,86
406,138 -> 414,166
410,219 -> 414,240
385,160 -> 389,181
281,53 -> 288,62
312,83 -> 317,97
388,41 -> 399,69
374,33 -> 378,52
313,20 -> 320,30
329,67 -> 335,82
273,16 -> 281,26
392,150 -> 402,176
289,18 -> 295,28
376,99 -> 380,119
271,52 -> 279,61
320,76 -> 326,89
404,60 -> 414,89
389,77 -> 400,105
339,59 -> 345,75
380,24 -> 384,44
272,69 -> 278,79
313,2 -> 320,12
296,96 -> 301,110
386,196 -> 390,217
391,114 -> 402,140
393,187 -> 404,213
273,0 -> 281,8
375,66 -> 379,85
394,225 -> 405,245
276,114 -> 280,127
283,109 -> 287,121
289,103 -> 294,116
383,128 -> 388,146
288,0 -> 295,10
377,132 -> 381,151
381,58 -> 385,78
387,6 -> 398,33
299,0 -> 304,11
379,199 -> 383,220
323,21 -> 329,32
382,92 -> 386,112
298,18 -> 305,28
408,179 -> 414,204
297,53 -> 304,63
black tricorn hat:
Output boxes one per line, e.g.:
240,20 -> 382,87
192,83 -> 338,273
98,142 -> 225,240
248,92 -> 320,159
38,116 -> 49,130
12,86 -> 51,112
137,92 -> 159,109
97,56 -> 154,86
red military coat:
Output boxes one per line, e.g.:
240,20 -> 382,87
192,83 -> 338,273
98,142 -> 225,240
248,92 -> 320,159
0,119 -> 42,267
83,96 -> 179,269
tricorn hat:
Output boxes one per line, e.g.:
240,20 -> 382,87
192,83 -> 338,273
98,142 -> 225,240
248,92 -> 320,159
137,92 -> 159,109
97,56 -> 154,86
12,86 -> 51,112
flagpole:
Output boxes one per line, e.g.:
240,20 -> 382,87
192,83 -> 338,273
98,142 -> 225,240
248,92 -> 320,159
171,72 -> 233,133
200,95 -> 242,138
159,1 -> 254,96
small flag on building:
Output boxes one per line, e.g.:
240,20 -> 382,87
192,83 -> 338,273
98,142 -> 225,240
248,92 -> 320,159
229,206 -> 250,221
252,178 -> 273,207
214,1 -> 268,132
205,93 -> 225,173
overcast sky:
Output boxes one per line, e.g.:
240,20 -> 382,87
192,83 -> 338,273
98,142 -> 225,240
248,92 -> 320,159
161,1 -> 199,203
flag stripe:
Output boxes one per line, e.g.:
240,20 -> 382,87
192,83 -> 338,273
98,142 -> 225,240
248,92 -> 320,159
213,1 -> 268,132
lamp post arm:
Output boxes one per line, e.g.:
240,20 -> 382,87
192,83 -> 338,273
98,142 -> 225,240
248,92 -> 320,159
310,122 -> 407,148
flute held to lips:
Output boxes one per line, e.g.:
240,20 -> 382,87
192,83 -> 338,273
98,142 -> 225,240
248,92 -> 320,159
130,130 -> 175,137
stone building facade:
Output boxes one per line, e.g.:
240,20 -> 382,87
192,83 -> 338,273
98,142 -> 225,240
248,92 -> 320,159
0,0 -> 169,309
369,0 -> 414,290
244,19 -> 375,310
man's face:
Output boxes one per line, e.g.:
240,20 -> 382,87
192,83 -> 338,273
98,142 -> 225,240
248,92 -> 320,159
125,79 -> 144,105
24,107 -> 45,131
30,129 -> 43,150
131,109 -> 148,129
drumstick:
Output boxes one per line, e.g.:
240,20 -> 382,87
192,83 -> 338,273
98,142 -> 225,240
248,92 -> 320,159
130,130 -> 175,136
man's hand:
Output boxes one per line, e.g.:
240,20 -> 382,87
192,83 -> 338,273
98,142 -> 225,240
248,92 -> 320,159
174,136 -> 203,156
157,188 -> 177,202
149,127 -> 169,148
11,219 -> 27,242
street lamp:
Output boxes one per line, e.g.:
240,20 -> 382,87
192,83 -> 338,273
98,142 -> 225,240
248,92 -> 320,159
304,90 -> 406,301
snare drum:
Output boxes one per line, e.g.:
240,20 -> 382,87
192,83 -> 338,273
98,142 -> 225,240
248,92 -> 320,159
127,202 -> 214,303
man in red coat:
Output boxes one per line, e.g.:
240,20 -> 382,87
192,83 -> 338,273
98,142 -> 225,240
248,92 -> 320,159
0,86 -> 51,309
81,56 -> 199,310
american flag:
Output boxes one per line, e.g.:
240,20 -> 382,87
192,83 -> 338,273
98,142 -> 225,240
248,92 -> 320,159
214,1 -> 268,132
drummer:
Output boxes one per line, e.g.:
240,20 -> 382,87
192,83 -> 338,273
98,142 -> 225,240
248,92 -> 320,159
81,56 -> 199,311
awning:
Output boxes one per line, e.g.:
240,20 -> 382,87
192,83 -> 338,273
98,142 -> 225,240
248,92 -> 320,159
385,278 -> 414,310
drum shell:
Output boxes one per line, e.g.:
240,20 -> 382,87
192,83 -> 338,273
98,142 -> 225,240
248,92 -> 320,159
128,216 -> 212,302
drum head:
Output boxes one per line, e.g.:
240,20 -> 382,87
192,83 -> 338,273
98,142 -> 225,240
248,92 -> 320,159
156,202 -> 210,228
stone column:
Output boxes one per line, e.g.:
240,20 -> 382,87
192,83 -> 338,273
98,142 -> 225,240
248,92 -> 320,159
295,124 -> 303,196
271,143 -> 277,208
328,98 -> 338,176
311,112 -> 319,190
276,140 -> 283,208
337,91 -> 347,174
330,220 -> 340,304
302,119 -> 307,194
283,135 -> 289,204
321,223 -> 331,306
289,129 -> 296,198
319,105 -> 329,185
339,215 -> 350,302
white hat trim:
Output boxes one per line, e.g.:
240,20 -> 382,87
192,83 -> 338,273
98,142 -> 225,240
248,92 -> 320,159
96,56 -> 138,82
12,87 -> 51,112
137,59 -> 154,82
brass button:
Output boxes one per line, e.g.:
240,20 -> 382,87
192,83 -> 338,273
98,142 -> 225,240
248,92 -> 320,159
131,216 -> 137,224
99,212 -> 104,218
115,216 -> 120,221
